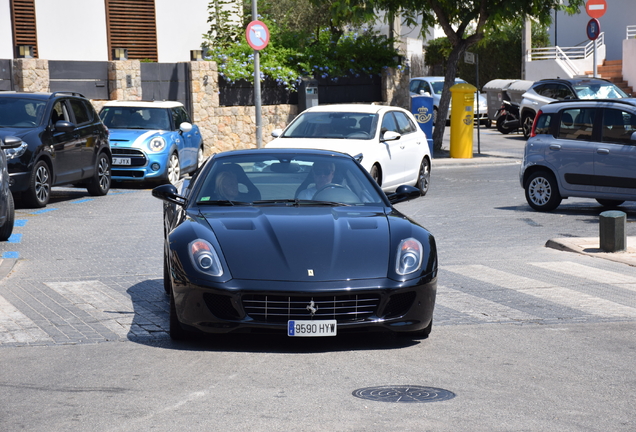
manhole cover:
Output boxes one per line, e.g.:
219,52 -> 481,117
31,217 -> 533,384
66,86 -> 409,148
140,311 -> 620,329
352,386 -> 456,403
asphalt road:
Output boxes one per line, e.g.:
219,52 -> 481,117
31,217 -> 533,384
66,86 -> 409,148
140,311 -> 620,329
1,127 -> 635,431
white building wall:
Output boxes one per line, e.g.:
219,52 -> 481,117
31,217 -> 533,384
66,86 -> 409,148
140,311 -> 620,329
548,1 -> 636,61
155,0 -> 210,62
0,0 -> 15,58
35,0 -> 108,61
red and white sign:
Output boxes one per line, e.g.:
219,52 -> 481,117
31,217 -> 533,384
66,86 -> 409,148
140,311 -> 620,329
245,20 -> 270,51
586,0 -> 607,19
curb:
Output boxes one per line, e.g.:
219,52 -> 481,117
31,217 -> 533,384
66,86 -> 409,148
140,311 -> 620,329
0,259 -> 18,281
546,237 -> 636,267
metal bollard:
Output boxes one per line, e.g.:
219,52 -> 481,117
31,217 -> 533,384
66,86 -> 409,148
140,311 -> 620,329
599,211 -> 626,252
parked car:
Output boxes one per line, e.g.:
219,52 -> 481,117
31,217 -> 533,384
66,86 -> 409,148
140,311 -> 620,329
409,76 -> 490,126
0,137 -> 23,240
266,104 -> 431,195
99,101 -> 204,185
521,98 -> 636,211
152,148 -> 437,340
0,91 -> 112,208
519,78 -> 628,139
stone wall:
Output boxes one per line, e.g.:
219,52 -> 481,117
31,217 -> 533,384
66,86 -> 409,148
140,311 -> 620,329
9,59 -> 410,157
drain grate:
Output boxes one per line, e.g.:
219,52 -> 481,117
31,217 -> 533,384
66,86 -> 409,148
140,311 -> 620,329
352,386 -> 456,403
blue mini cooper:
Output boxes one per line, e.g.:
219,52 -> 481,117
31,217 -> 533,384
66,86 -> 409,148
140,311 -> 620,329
99,101 -> 204,185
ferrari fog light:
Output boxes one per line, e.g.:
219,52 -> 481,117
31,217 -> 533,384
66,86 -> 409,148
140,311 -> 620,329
396,238 -> 423,275
189,239 -> 223,277
151,162 -> 160,171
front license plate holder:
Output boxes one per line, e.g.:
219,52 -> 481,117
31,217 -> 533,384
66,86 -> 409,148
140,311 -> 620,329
113,157 -> 131,166
288,320 -> 337,337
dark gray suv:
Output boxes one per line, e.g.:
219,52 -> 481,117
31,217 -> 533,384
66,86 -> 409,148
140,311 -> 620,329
0,92 -> 111,208
520,99 -> 636,211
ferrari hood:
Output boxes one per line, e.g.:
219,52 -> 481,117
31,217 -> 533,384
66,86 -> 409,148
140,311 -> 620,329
204,206 -> 390,282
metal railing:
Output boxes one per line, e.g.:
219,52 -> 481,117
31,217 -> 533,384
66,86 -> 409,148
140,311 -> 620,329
529,33 -> 604,76
627,25 -> 636,39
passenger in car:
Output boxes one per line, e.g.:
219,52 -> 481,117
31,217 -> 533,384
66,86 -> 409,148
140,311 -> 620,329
297,161 -> 335,200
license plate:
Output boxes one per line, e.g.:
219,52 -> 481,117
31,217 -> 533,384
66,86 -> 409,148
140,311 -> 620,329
288,320 -> 337,337
112,157 -> 131,166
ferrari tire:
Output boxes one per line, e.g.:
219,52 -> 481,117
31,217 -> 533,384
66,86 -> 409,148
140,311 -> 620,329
169,292 -> 190,341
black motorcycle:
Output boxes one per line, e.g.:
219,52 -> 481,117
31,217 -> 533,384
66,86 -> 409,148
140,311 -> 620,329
495,99 -> 520,134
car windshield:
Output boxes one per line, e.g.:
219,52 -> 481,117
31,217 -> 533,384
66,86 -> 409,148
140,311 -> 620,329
194,154 -> 385,206
281,112 -> 377,139
573,82 -> 628,99
0,98 -> 46,128
99,107 -> 171,130
428,79 -> 465,95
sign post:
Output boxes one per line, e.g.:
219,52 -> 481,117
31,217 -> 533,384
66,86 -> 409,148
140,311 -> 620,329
585,0 -> 607,78
245,13 -> 270,148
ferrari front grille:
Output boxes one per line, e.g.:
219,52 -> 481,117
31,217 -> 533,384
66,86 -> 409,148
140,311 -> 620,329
242,294 -> 380,323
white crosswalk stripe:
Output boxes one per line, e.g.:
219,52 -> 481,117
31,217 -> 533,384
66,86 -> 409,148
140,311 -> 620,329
0,295 -> 53,344
437,285 -> 538,322
530,261 -> 636,290
442,264 -> 636,319
44,281 -> 164,338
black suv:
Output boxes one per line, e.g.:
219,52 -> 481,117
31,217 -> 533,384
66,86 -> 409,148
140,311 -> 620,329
0,92 -> 112,207
519,78 -> 628,139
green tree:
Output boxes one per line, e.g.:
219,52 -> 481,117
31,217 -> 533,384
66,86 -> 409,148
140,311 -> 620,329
327,0 -> 585,149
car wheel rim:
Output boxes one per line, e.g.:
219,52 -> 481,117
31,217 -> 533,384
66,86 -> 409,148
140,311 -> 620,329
97,157 -> 110,191
529,177 -> 551,206
168,154 -> 180,184
35,165 -> 50,203
523,117 -> 533,137
418,159 -> 430,193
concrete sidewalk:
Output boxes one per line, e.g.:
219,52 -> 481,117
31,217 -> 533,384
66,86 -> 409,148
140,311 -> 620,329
546,237 -> 636,267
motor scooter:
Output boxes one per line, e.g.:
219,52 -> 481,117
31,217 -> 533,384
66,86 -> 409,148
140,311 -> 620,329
495,99 -> 520,134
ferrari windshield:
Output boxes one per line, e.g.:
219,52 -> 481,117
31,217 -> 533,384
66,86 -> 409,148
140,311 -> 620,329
281,112 -> 377,139
99,107 -> 172,130
195,153 -> 385,206
574,82 -> 628,99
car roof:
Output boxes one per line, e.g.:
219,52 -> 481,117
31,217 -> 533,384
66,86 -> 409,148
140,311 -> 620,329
0,91 -> 87,100
300,104 -> 404,114
541,98 -> 636,111
102,100 -> 184,109
214,147 -> 355,160
534,77 -> 613,85
410,77 -> 466,83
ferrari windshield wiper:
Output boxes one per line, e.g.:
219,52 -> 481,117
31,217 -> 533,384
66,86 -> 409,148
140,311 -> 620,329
252,199 -> 302,206
196,200 -> 249,206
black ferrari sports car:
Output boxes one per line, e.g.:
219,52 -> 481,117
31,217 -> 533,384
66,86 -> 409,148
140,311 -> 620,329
153,148 -> 437,340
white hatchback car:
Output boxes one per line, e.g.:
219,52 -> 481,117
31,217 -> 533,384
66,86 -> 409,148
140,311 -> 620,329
266,104 -> 432,195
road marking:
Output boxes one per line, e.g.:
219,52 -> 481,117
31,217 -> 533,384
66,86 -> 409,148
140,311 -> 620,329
442,264 -> 636,319
2,252 -> 19,259
31,208 -> 57,214
0,295 -> 53,344
14,220 -> 27,227
7,234 -> 22,243
530,261 -> 636,288
44,280 -> 166,338
437,285 -> 538,323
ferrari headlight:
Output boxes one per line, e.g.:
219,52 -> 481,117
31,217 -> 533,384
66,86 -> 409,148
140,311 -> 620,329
396,238 -> 423,275
148,136 -> 166,152
4,142 -> 28,160
189,239 -> 223,277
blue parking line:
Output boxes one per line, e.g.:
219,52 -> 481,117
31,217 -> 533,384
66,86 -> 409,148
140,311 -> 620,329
31,208 -> 57,214
7,233 -> 22,243
14,220 -> 27,227
2,251 -> 19,259
72,199 -> 94,204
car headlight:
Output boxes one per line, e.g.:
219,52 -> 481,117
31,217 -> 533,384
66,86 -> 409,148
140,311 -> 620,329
4,142 -> 28,160
189,239 -> 223,277
148,136 -> 166,153
396,238 -> 423,275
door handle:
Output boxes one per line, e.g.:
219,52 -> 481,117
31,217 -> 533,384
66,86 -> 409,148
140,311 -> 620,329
596,148 -> 610,155
549,144 -> 561,150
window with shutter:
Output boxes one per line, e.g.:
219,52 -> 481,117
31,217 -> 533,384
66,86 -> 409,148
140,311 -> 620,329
11,0 -> 38,58
105,0 -> 158,62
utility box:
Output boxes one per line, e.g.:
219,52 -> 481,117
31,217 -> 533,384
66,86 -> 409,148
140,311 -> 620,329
298,78 -> 319,112
450,83 -> 476,159
410,94 -> 435,156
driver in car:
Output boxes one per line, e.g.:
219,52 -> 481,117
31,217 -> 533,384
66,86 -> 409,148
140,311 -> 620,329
297,161 -> 335,200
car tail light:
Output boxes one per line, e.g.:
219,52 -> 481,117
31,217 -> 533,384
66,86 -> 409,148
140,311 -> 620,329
530,110 -> 542,138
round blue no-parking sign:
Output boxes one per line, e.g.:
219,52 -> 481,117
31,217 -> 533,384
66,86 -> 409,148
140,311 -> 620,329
587,18 -> 601,41
246,20 -> 270,51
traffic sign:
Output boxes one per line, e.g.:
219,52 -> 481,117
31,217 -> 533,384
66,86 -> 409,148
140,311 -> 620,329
245,20 -> 270,51
586,0 -> 607,19
587,18 -> 601,40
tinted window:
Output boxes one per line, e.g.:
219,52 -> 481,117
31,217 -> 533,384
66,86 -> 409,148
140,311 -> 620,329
393,111 -> 416,134
552,85 -> 575,100
381,112 -> 399,133
558,108 -> 596,141
69,99 -> 91,125
0,97 -> 46,127
282,112 -> 376,140
602,108 -> 636,144
51,101 -> 70,123
534,112 -> 553,135
100,107 -> 171,130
